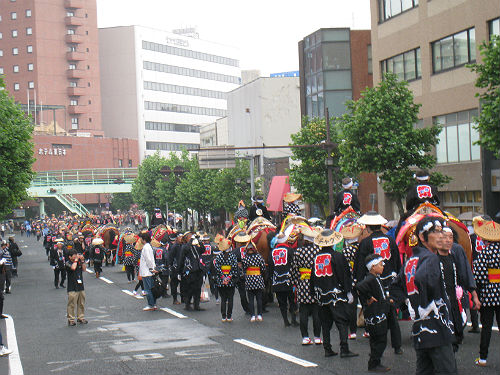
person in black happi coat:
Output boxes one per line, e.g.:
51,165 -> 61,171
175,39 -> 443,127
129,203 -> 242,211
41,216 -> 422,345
356,254 -> 391,372
179,237 -> 206,311
405,170 -> 440,213
310,229 -> 358,358
248,196 -> 271,222
355,211 -> 403,354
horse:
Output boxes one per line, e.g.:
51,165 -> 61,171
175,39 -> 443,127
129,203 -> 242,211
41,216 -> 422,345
96,225 -> 120,265
396,202 -> 472,263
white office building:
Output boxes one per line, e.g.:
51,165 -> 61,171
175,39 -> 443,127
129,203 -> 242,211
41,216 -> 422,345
99,26 -> 241,160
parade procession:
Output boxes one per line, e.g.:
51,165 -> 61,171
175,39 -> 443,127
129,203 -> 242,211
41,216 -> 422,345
0,0 -> 499,374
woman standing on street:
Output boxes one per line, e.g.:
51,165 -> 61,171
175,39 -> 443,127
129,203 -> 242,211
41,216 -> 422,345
214,238 -> 239,322
242,242 -> 266,322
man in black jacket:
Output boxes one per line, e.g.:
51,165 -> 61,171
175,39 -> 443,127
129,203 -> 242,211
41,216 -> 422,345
248,196 -> 271,222
405,170 -> 440,213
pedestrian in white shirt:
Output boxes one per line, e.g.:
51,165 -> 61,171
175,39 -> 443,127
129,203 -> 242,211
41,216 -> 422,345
138,231 -> 158,311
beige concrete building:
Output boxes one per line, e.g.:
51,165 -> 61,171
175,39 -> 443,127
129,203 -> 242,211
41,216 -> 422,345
370,0 -> 500,219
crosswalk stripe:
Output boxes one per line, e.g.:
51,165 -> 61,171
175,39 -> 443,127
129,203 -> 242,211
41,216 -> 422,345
121,289 -> 144,299
99,277 -> 114,284
159,307 -> 187,319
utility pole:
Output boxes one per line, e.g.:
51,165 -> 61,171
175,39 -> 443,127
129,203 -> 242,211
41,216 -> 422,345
325,108 -> 335,215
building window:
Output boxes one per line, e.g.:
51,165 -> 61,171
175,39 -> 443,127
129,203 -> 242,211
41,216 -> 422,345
13,65 -> 19,73
27,63 -> 33,71
0,68 -> 3,74
69,81 -> 77,87
118,159 -> 123,167
145,141 -> 199,151
68,45 -> 77,52
14,83 -> 19,91
12,30 -> 18,38
27,45 -> 32,53
378,0 -> 418,22
144,101 -> 226,117
88,99 -> 91,104
28,81 -> 34,88
143,81 -> 228,100
145,121 -> 200,133
12,47 -> 18,55
435,109 -> 480,164
66,11 -> 75,17
67,29 -> 75,35
143,61 -> 240,84
367,45 -> 372,74
439,191 -> 482,216
381,47 -> 421,81
70,99 -> 78,106
71,118 -> 79,129
26,27 -> 32,35
432,28 -> 475,73
88,118 -> 92,122
128,159 -> 132,167
26,9 -> 32,17
0,33 -> 2,40
0,50 -> 2,57
489,18 -> 500,38
11,12 -> 17,20
68,64 -> 76,70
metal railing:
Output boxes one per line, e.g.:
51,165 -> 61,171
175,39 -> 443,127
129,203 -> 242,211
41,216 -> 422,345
31,168 -> 138,187
56,192 -> 90,216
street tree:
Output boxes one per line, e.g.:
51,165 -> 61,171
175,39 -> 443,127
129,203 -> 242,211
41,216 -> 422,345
468,35 -> 500,158
110,193 -> 134,212
0,77 -> 35,218
337,73 -> 450,215
289,117 -> 341,216
131,152 -> 168,214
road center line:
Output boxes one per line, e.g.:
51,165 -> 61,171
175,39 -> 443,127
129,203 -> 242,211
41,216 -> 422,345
234,339 -> 318,368
121,289 -> 144,300
159,307 -> 187,319
5,314 -> 24,375
98,277 -> 114,284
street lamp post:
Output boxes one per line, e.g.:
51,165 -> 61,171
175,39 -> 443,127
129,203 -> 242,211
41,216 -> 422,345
324,108 -> 336,215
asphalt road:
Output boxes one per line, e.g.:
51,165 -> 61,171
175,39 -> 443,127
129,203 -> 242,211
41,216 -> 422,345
0,234 -> 498,375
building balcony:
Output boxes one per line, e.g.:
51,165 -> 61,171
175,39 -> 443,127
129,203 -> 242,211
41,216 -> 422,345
66,69 -> 85,79
66,51 -> 86,61
68,105 -> 86,114
64,0 -> 84,9
65,34 -> 84,44
67,87 -> 85,96
65,16 -> 84,26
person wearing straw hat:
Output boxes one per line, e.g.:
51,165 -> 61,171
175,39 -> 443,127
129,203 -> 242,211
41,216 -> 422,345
334,177 -> 361,216
291,225 -> 322,345
234,200 -> 249,228
90,238 -> 105,278
233,232 -> 251,315
405,170 -> 440,213
283,193 -> 302,217
341,224 -> 363,340
214,238 -> 239,322
355,211 -> 402,354
242,242 -> 266,322
50,238 -> 68,289
310,229 -> 358,358
122,234 -> 137,283
472,215 -> 500,367
269,229 -> 298,327
391,216 -> 456,375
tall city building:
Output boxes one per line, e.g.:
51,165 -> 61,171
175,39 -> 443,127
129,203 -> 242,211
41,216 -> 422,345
298,28 -> 378,214
99,26 -> 241,160
0,0 -> 102,135
370,0 -> 500,218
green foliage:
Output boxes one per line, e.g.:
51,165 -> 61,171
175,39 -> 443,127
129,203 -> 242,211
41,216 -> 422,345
468,35 -> 500,158
110,193 -> 134,212
337,73 -> 450,214
0,77 -> 35,218
289,117 -> 341,215
131,152 -> 167,213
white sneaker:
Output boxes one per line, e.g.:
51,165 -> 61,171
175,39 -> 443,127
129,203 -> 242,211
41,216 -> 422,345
0,346 -> 13,356
215,298 -> 221,305
141,291 -> 147,296
250,316 -> 256,322
348,333 -> 357,340
475,358 -> 487,367
132,290 -> 138,296
314,337 -> 323,345
302,337 -> 313,345
256,315 -> 263,322
226,317 -> 233,322
143,305 -> 154,311
221,318 -> 227,322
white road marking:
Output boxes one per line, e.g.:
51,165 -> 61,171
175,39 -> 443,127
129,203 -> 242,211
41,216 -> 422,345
47,359 -> 93,372
98,277 -> 114,284
5,314 -> 24,375
466,322 -> 499,331
234,339 -> 318,368
87,307 -> 107,314
121,289 -> 143,299
159,307 -> 187,319
133,353 -> 164,360
85,269 -> 94,274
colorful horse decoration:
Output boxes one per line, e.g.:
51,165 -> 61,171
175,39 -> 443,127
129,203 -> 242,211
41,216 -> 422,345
396,202 -> 472,263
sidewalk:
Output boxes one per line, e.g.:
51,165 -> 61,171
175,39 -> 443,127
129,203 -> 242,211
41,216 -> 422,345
0,315 -> 23,375
0,317 -> 9,374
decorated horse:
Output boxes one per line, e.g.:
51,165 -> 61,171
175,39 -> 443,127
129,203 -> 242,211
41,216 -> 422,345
396,202 -> 472,263
96,224 -> 120,265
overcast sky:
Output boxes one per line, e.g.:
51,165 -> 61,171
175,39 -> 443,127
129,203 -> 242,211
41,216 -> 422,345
96,0 -> 372,75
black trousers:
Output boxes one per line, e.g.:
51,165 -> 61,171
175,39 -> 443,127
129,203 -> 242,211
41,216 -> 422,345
185,271 -> 203,307
180,275 -> 188,302
54,268 -> 66,287
236,278 -> 249,313
479,305 -> 500,360
247,289 -> 263,316
125,265 -> 135,281
347,294 -> 358,334
219,286 -> 235,319
276,290 -> 297,323
170,272 -> 179,300
299,303 -> 321,338
134,279 -> 143,291
415,343 -> 457,375
94,262 -> 102,274
319,302 -> 350,353
387,304 -> 402,349
209,275 -> 219,300
4,268 -> 11,292
368,332 -> 387,369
